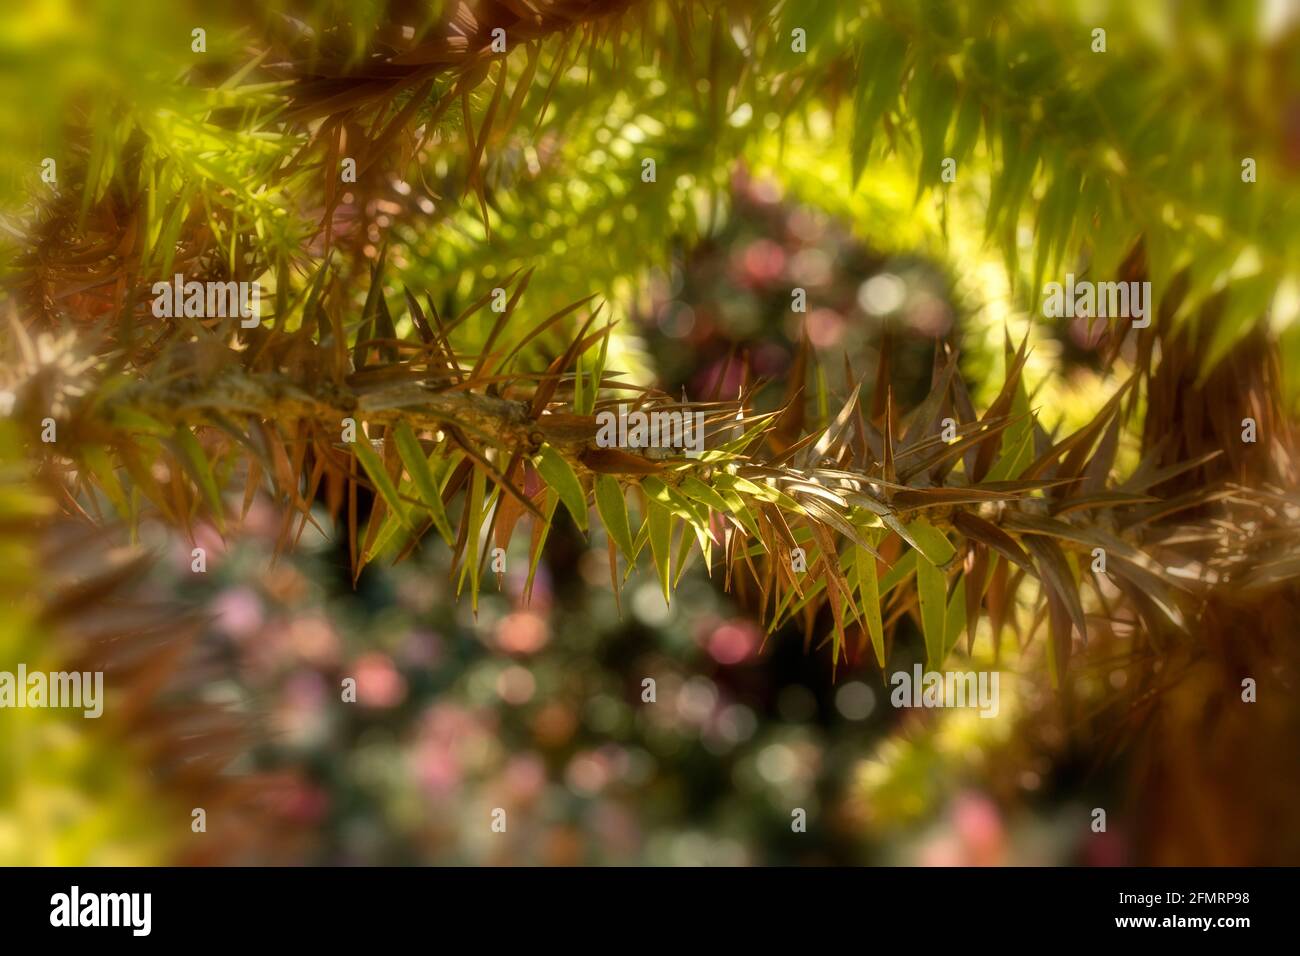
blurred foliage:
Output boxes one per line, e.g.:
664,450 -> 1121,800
164,484 -> 1105,865
1,0 -> 1299,864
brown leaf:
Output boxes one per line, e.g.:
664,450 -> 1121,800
578,446 -> 666,475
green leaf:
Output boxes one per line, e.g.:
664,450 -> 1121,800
392,422 -> 454,544
715,412 -> 779,455
943,574 -> 967,659
985,423 -> 1033,483
1198,273 -> 1274,381
173,425 -> 225,532
643,477 -> 713,567
646,497 -> 673,604
851,23 -> 907,182
575,322 -> 609,416
642,476 -> 705,524
902,516 -> 956,567
853,543 -> 885,667
113,408 -> 173,438
457,467 -> 487,610
718,488 -> 763,540
595,475 -> 635,560
678,475 -> 730,514
353,245 -> 388,369
673,517 -> 701,587
878,548 -> 917,595
951,92 -> 982,163
917,554 -> 948,668
82,445 -> 129,518
351,427 -> 410,530
911,64 -> 956,197
364,497 -> 412,564
716,471 -> 803,513
989,341 -> 1034,481
534,444 -> 588,532
625,517 -> 651,577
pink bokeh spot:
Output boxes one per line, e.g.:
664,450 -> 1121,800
952,791 -> 1005,866
805,308 -> 845,348
211,587 -> 264,639
353,652 -> 407,708
706,619 -> 760,665
738,239 -> 787,286
497,611 -> 549,655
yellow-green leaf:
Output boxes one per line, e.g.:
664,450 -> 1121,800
943,573 -> 967,659
853,543 -> 885,667
535,444 -> 588,532
457,467 -> 487,610
878,548 -> 917,595
646,497 -> 672,603
352,428 -> 410,530
82,445 -> 129,518
917,554 -> 948,667
595,475 -> 635,560
678,475 -> 730,514
113,408 -> 172,438
392,422 -> 453,544
717,472 -> 804,513
173,426 -> 225,532
902,516 -> 956,567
